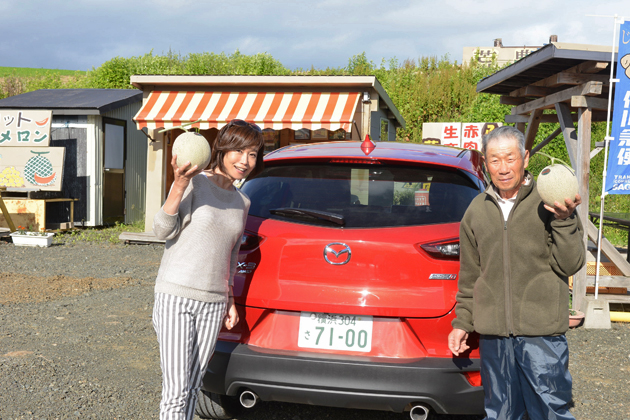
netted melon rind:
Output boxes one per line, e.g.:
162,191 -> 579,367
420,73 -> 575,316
172,132 -> 212,170
537,164 -> 579,207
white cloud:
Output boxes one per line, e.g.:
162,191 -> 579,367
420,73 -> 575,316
0,0 -> 628,71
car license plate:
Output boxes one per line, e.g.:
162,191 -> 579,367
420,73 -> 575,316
297,312 -> 373,352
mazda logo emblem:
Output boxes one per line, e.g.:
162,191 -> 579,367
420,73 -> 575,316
324,243 -> 351,265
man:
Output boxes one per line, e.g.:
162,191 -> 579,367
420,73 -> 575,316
448,126 -> 585,419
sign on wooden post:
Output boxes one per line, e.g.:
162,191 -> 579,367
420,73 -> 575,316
0,110 -> 64,191
0,147 -> 65,191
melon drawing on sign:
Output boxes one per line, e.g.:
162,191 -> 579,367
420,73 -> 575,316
24,150 -> 57,186
536,153 -> 578,208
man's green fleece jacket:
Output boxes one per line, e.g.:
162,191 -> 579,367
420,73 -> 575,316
452,173 -> 586,337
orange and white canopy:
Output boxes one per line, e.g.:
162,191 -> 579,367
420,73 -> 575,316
133,91 -> 361,132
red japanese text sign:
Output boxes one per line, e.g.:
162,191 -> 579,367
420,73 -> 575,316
422,122 -> 502,149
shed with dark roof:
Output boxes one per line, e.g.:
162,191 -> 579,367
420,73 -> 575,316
0,89 -> 145,227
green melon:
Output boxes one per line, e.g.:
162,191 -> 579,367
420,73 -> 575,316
537,164 -> 579,207
172,131 -> 211,170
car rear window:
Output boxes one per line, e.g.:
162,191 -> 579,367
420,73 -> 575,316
241,163 -> 482,228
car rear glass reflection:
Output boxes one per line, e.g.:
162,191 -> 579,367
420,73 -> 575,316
242,164 -> 481,228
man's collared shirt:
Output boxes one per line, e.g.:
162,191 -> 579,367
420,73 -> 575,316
493,176 -> 531,222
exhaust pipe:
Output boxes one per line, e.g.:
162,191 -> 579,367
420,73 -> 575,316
239,390 -> 258,408
409,404 -> 430,420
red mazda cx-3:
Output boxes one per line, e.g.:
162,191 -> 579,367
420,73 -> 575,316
197,141 -> 486,420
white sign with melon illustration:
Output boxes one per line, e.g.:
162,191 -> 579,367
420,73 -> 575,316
0,147 -> 65,191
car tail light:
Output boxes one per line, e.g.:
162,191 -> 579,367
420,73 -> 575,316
415,238 -> 460,260
329,158 -> 381,165
463,371 -> 482,387
240,231 -> 265,252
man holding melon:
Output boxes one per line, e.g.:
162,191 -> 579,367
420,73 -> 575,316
152,120 -> 264,420
448,126 -> 585,419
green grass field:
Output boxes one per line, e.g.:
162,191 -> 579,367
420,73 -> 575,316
0,66 -> 86,77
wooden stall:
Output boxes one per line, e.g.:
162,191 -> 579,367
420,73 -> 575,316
476,42 -> 630,313
0,89 -> 146,229
129,75 -> 405,232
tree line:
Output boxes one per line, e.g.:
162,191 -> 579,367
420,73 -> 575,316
1,50 -> 508,143
0,49 -> 625,243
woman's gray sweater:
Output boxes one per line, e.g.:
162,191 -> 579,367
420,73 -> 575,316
152,174 -> 250,303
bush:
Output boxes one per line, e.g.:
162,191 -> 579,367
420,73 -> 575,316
4,50 -> 627,246
0,70 -> 89,99
87,49 -> 289,89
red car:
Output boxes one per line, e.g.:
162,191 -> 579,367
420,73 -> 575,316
197,141 -> 486,420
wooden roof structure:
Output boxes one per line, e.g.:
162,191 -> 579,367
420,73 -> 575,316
477,42 -> 630,314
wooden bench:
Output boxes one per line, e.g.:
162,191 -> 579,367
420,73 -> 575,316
118,231 -> 165,245
0,188 -> 78,232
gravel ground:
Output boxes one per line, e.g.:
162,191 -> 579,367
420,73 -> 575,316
1,236 -> 629,420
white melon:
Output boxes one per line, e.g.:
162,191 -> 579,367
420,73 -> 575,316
172,131 -> 211,170
537,164 -> 579,207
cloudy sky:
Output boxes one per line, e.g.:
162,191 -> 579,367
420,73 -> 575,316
1,0 -> 628,72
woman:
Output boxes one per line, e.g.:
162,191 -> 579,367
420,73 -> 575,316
152,119 -> 264,420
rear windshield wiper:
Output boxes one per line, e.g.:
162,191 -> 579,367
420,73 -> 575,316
269,208 -> 345,226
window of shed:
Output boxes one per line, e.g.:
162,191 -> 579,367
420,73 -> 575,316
294,129 -> 310,140
380,119 -> 389,141
263,129 -> 279,153
329,129 -> 350,140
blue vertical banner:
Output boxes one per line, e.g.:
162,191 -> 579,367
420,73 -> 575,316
606,20 -> 630,194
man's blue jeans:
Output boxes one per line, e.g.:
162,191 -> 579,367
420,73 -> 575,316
479,335 -> 575,420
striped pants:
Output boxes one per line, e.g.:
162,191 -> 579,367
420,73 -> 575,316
153,293 -> 227,420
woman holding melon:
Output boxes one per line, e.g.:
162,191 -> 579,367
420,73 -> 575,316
152,120 -> 264,420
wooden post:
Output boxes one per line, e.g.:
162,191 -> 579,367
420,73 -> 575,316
361,93 -> 372,140
531,127 -> 562,155
555,102 -> 578,168
524,109 -> 543,151
0,187 -> 16,232
574,107 -> 592,312
144,129 -> 166,233
279,128 -> 291,147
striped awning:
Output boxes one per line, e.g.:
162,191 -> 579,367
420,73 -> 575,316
133,91 -> 361,131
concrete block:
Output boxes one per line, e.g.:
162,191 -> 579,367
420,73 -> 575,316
583,296 -> 611,329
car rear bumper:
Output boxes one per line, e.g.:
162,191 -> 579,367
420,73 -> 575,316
201,341 -> 484,415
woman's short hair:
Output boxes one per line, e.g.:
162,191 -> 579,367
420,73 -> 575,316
481,125 -> 526,158
210,120 -> 265,178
